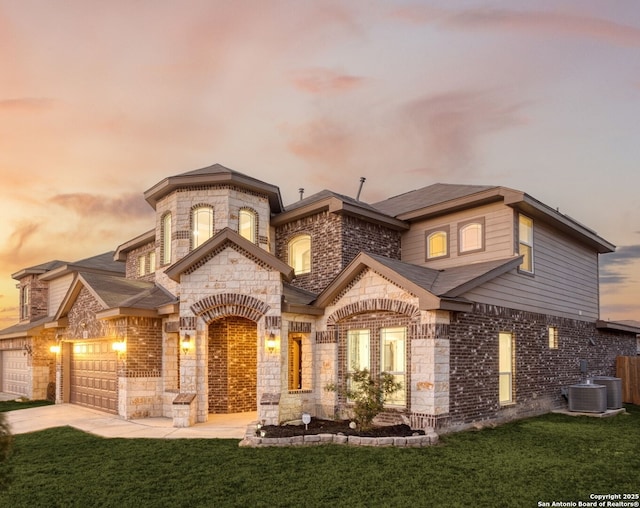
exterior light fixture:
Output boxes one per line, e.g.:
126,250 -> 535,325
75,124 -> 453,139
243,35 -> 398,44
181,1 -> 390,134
50,345 -> 61,354
266,333 -> 278,354
181,335 -> 193,355
112,341 -> 126,353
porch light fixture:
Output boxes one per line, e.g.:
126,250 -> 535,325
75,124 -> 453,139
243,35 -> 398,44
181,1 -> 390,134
50,345 -> 61,354
112,341 -> 126,353
181,335 -> 193,355
266,333 -> 278,354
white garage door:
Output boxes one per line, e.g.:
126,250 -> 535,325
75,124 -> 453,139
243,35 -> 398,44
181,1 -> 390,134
70,341 -> 117,414
1,349 -> 29,397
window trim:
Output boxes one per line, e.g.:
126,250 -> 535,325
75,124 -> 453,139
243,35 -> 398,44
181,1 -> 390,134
518,213 -> 534,274
138,254 -> 146,277
20,285 -> 30,320
238,208 -> 258,244
458,218 -> 485,255
380,326 -> 407,407
191,204 -> 214,250
548,326 -> 559,350
161,212 -> 172,266
425,226 -> 450,260
499,331 -> 514,405
288,234 -> 311,275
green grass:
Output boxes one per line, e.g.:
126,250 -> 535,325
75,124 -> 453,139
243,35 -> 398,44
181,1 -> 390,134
0,399 -> 54,413
1,406 -> 639,508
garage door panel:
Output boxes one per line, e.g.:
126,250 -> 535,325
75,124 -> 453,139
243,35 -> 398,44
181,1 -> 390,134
1,350 -> 29,397
70,340 -> 117,414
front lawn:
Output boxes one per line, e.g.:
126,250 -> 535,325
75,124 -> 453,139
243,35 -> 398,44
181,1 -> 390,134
0,399 -> 54,413
1,406 -> 638,507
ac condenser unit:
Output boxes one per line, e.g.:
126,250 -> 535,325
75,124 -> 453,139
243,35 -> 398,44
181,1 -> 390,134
568,384 -> 607,413
591,376 -> 623,409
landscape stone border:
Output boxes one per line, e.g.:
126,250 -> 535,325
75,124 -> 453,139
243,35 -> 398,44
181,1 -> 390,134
239,426 -> 439,448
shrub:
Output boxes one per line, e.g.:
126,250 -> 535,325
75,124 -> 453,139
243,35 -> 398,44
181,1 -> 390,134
0,412 -> 13,490
325,368 -> 402,430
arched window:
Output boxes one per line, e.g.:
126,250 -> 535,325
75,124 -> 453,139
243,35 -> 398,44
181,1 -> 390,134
192,205 -> 214,249
288,234 -> 311,275
239,209 -> 257,243
459,220 -> 484,253
161,212 -> 172,265
426,228 -> 449,259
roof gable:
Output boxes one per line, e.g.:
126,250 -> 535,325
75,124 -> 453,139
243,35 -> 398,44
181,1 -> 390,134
165,227 -> 294,282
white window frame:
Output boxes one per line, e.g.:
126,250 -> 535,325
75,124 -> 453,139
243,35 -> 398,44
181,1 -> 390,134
288,234 -> 311,275
518,214 -> 534,274
138,255 -> 146,276
192,205 -> 214,250
239,209 -> 257,243
380,326 -> 406,406
161,212 -> 172,265
20,285 -> 30,320
458,219 -> 485,254
499,332 -> 514,405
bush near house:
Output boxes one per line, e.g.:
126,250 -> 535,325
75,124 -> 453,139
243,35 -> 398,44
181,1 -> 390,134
0,412 -> 12,491
325,368 -> 402,430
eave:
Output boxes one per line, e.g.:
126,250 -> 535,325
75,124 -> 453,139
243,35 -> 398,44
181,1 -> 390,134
96,307 -> 160,320
596,320 -> 640,334
114,229 -> 156,262
272,196 -> 409,231
281,302 -> 325,316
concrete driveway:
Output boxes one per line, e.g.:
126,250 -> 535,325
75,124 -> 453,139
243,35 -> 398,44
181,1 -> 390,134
4,402 -> 256,439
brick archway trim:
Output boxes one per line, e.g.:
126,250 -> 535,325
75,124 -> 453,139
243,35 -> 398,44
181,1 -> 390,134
191,293 -> 270,324
326,298 -> 420,325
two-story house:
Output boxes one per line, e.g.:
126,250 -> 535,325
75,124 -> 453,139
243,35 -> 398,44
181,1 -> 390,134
1,163 -> 637,431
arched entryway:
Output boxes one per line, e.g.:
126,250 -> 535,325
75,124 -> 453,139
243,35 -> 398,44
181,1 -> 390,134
208,316 -> 257,414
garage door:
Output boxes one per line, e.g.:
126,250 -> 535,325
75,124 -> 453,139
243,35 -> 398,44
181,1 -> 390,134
70,341 -> 117,414
1,349 -> 29,397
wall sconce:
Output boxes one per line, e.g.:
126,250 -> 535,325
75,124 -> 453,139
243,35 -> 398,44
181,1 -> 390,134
112,341 -> 126,353
23,344 -> 33,357
181,334 -> 193,355
50,345 -> 61,354
266,332 -> 278,354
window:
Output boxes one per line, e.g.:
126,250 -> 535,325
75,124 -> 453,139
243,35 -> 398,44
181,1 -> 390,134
347,329 -> 370,400
239,209 -> 257,243
519,214 -> 534,273
426,227 -> 449,259
289,336 -> 303,390
149,251 -> 156,273
192,205 -> 214,249
288,235 -> 311,275
381,327 -> 406,405
459,219 -> 485,253
499,332 -> 514,404
138,255 -> 146,276
548,327 -> 559,349
20,285 -> 30,320
161,213 -> 172,265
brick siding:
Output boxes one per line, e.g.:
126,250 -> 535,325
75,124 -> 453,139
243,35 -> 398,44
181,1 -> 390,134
208,317 -> 257,413
448,303 -> 637,427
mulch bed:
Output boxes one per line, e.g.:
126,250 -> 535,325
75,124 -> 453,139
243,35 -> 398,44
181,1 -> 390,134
260,418 -> 425,438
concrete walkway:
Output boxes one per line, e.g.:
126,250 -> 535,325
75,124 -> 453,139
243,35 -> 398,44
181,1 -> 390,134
4,402 -> 257,439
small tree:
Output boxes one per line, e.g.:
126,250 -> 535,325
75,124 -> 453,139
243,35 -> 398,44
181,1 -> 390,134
326,368 -> 402,430
0,412 -> 13,490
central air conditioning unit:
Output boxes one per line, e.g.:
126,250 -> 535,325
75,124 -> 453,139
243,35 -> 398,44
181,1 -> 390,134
591,376 -> 623,409
568,383 -> 607,413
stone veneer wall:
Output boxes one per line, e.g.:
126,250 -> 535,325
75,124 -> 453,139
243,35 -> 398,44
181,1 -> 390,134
447,303 -> 638,429
19,274 -> 50,321
125,240 -> 157,281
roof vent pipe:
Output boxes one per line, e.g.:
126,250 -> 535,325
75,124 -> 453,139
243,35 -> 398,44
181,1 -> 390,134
299,188 -> 304,201
356,177 -> 366,201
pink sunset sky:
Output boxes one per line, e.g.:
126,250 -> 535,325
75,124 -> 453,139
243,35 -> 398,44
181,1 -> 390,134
1,0 -> 639,328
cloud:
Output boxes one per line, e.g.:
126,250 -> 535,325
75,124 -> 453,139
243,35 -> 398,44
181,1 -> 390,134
286,118 -> 355,167
600,245 -> 640,286
400,89 -> 527,176
390,6 -> 640,47
0,97 -> 56,112
49,192 -> 153,220
290,68 -> 366,94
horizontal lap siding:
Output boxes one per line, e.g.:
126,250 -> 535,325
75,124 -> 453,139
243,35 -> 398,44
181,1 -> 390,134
401,203 -> 514,268
463,220 -> 600,320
